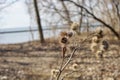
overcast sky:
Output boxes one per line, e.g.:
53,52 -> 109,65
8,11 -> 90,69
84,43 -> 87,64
0,0 -> 30,29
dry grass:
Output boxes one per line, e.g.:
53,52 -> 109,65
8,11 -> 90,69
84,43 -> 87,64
0,34 -> 119,80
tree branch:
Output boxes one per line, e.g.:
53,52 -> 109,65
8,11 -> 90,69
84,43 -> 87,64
0,0 -> 19,11
62,0 -> 120,39
56,48 -> 77,80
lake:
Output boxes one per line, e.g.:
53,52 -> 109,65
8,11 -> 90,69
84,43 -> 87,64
0,24 -> 100,44
0,27 -> 63,44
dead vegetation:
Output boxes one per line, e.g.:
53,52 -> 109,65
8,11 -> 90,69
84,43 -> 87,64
0,31 -> 119,80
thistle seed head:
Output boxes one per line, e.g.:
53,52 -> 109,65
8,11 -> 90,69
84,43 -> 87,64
70,63 -> 79,71
100,40 -> 109,51
70,22 -> 79,31
67,32 -> 73,38
51,69 -> 59,77
60,37 -> 68,44
92,36 -> 99,43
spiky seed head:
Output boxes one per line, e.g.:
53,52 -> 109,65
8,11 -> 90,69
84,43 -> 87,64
100,40 -> 109,51
67,32 -> 73,38
71,63 -> 79,71
70,22 -> 79,31
51,69 -> 59,77
92,36 -> 99,43
60,37 -> 68,44
97,29 -> 103,38
96,50 -> 103,58
90,42 -> 98,53
95,27 -> 104,38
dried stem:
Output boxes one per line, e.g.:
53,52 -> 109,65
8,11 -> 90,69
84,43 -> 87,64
61,71 -> 76,80
57,48 -> 77,80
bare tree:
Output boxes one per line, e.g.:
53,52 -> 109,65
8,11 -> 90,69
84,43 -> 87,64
27,0 -> 119,40
0,0 -> 19,11
78,0 -> 84,34
112,0 -> 120,22
62,0 -> 120,40
33,0 -> 44,43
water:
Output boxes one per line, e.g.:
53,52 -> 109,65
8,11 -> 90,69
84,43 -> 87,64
0,27 -> 62,44
0,24 -> 101,44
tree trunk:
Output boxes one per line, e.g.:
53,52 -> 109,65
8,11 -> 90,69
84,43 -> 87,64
33,0 -> 45,43
79,0 -> 84,34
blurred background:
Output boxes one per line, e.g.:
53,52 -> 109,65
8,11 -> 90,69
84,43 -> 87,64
0,1 -> 119,80
0,0 -> 119,44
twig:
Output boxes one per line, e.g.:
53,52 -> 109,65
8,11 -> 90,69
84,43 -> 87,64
61,71 -> 77,80
100,52 -> 104,80
56,48 -> 77,80
61,48 -> 77,71
57,58 -> 65,80
0,0 -> 19,11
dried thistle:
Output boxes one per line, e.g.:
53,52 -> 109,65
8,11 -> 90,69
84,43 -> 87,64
90,42 -> 99,53
59,31 -> 73,58
100,40 -> 109,52
95,28 -> 104,38
98,29 -> 103,38
51,69 -> 60,78
90,29 -> 109,58
70,22 -> 79,31
92,36 -> 99,43
60,37 -> 68,44
96,50 -> 103,58
59,38 -> 67,58
60,31 -> 68,37
67,32 -> 73,38
90,35 -> 100,56
70,63 -> 79,71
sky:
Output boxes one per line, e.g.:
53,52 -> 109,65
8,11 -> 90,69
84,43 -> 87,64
0,0 -> 30,29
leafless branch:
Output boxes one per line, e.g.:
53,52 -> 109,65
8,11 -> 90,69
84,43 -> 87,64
61,71 -> 76,80
62,0 -> 120,39
0,0 -> 19,11
56,48 -> 77,80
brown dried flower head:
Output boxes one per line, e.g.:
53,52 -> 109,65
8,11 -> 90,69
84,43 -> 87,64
90,42 -> 98,53
100,40 -> 109,51
51,69 -> 59,77
92,36 -> 99,43
95,28 -> 104,38
60,36 -> 68,44
67,32 -> 73,38
71,63 -> 79,71
70,22 -> 79,31
96,50 -> 103,58
60,31 -> 68,37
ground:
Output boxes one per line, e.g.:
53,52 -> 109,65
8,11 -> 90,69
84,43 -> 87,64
0,36 -> 120,80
